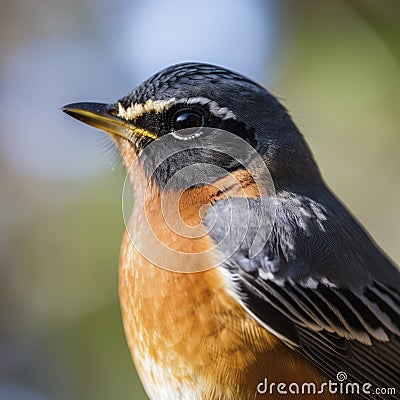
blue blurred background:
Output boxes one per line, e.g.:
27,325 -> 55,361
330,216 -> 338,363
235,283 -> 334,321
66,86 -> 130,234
1,0 -> 399,399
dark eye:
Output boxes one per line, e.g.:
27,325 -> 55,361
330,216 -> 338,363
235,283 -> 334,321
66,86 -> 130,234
172,110 -> 203,131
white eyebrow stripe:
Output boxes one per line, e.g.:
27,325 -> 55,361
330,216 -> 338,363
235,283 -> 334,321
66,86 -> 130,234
118,98 -> 176,120
185,97 -> 237,120
118,96 -> 237,121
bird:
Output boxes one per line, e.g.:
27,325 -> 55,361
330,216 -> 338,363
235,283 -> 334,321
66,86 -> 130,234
63,62 -> 399,400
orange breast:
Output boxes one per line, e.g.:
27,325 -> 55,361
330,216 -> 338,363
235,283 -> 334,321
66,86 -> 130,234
118,169 -> 345,399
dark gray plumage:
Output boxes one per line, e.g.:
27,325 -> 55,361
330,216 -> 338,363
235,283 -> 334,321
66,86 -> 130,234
205,184 -> 400,399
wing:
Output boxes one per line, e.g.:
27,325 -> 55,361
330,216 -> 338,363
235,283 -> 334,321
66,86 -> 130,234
205,190 -> 400,400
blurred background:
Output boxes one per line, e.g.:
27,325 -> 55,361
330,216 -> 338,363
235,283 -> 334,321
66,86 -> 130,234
1,0 -> 399,399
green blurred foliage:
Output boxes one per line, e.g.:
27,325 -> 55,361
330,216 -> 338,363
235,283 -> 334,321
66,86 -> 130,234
278,0 -> 400,263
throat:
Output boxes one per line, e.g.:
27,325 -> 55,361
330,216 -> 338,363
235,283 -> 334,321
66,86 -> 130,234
179,168 -> 261,224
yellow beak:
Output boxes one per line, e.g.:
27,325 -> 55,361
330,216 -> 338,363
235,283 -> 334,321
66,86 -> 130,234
61,102 -> 157,140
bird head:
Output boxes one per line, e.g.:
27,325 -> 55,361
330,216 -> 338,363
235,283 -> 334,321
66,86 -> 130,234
63,62 -> 320,192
